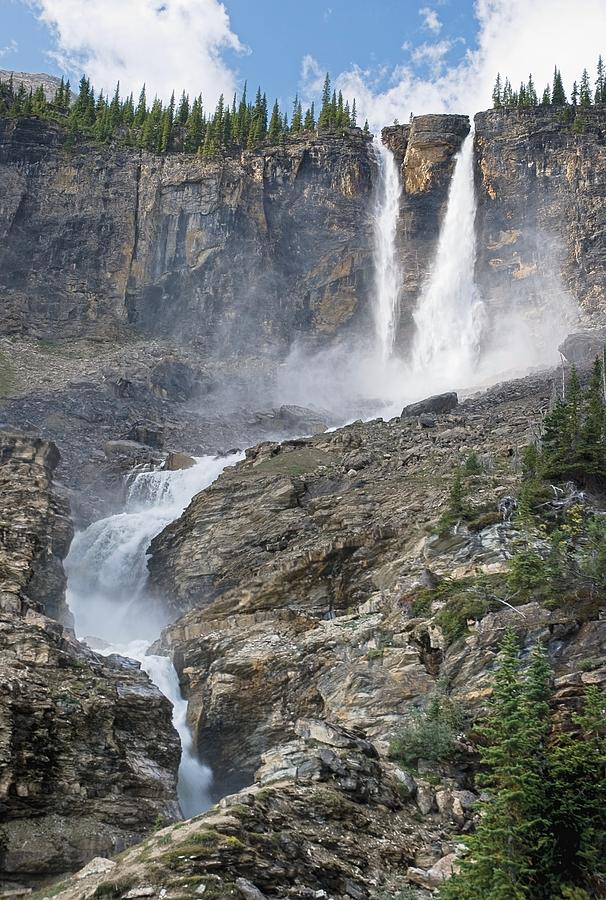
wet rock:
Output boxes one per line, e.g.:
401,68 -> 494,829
559,331 -> 606,367
127,420 -> 165,448
401,392 -> 458,418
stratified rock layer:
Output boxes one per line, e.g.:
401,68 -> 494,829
0,119 -> 375,349
149,373 -> 605,800
474,106 -> 606,334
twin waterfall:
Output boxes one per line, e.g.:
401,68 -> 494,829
372,131 -> 485,383
63,129 -> 485,823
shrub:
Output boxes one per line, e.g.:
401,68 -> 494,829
464,452 -> 483,475
389,694 -> 462,766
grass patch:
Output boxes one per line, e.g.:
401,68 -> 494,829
251,447 -> 336,476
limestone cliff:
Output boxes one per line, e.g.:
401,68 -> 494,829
382,115 -> 471,342
474,106 -> 606,333
0,431 -> 181,890
0,118 -> 376,350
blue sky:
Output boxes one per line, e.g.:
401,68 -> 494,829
2,0 -> 478,103
1,0 -> 605,127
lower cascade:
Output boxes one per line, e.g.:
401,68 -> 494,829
65,453 -> 243,817
411,132 -> 485,386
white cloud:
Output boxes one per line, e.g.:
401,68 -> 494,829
410,39 -> 453,73
419,6 -> 442,34
0,39 -> 18,58
301,54 -> 326,95
333,0 -> 606,131
26,0 -> 244,104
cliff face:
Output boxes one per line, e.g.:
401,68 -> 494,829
474,106 -> 606,333
0,431 -> 181,889
0,118 -> 376,350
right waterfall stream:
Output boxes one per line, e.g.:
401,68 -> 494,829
411,132 -> 485,384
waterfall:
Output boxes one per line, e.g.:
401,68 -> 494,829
65,453 -> 243,817
372,140 -> 402,359
411,132 -> 485,385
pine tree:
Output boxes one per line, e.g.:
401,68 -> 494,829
268,99 -> 281,142
134,85 -> 147,127
571,81 -> 579,107
579,69 -> 592,107
527,74 -> 538,106
351,98 -> 357,127
596,55 -> 606,104
291,95 -> 303,133
492,73 -> 503,108
552,67 -> 567,105
441,633 -> 554,900
185,96 -> 204,152
548,686 -> 606,891
177,90 -> 190,125
304,102 -> 315,130
541,84 -> 551,105
318,73 -> 332,128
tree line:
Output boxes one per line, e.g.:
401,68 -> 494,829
0,71 -> 368,157
492,56 -> 606,109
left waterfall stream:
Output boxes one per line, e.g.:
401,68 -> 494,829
65,453 -> 243,818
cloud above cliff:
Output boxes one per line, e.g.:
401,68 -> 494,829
332,0 -> 606,128
26,0 -> 244,103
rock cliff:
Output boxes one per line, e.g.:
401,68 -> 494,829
0,118 -> 376,350
474,106 -> 606,337
383,115 -> 471,341
0,431 -> 181,890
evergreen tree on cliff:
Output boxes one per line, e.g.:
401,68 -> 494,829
318,73 -> 332,128
440,632 -> 554,899
551,67 -> 567,105
580,69 -> 592,107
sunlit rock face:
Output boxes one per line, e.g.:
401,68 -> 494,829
474,106 -> 606,332
382,115 -> 471,344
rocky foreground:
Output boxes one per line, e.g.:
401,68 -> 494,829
1,362 -> 603,899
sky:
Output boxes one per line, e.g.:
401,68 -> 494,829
2,0 -> 606,129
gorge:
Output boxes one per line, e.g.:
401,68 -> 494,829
1,90 -> 606,900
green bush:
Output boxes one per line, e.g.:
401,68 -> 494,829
435,594 -> 490,644
464,452 -> 483,475
389,694 -> 462,766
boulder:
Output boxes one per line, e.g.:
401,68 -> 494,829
559,332 -> 606,367
401,392 -> 458,418
127,420 -> 165,448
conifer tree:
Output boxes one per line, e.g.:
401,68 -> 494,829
185,96 -> 204,152
291,95 -> 303,133
441,633 -> 554,900
134,85 -> 147,127
268,99 -> 281,142
596,55 -> 606,104
304,102 -> 315,130
571,81 -> 579,107
177,90 -> 190,125
492,73 -> 503,108
580,69 -> 592,107
552,67 -> 567,105
541,85 -> 551,105
351,98 -> 357,127
318,73 -> 332,128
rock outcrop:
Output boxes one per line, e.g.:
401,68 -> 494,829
0,430 -> 181,890
146,372 -> 604,804
0,118 -> 375,349
39,367 -> 606,899
383,115 -> 471,342
474,106 -> 606,338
